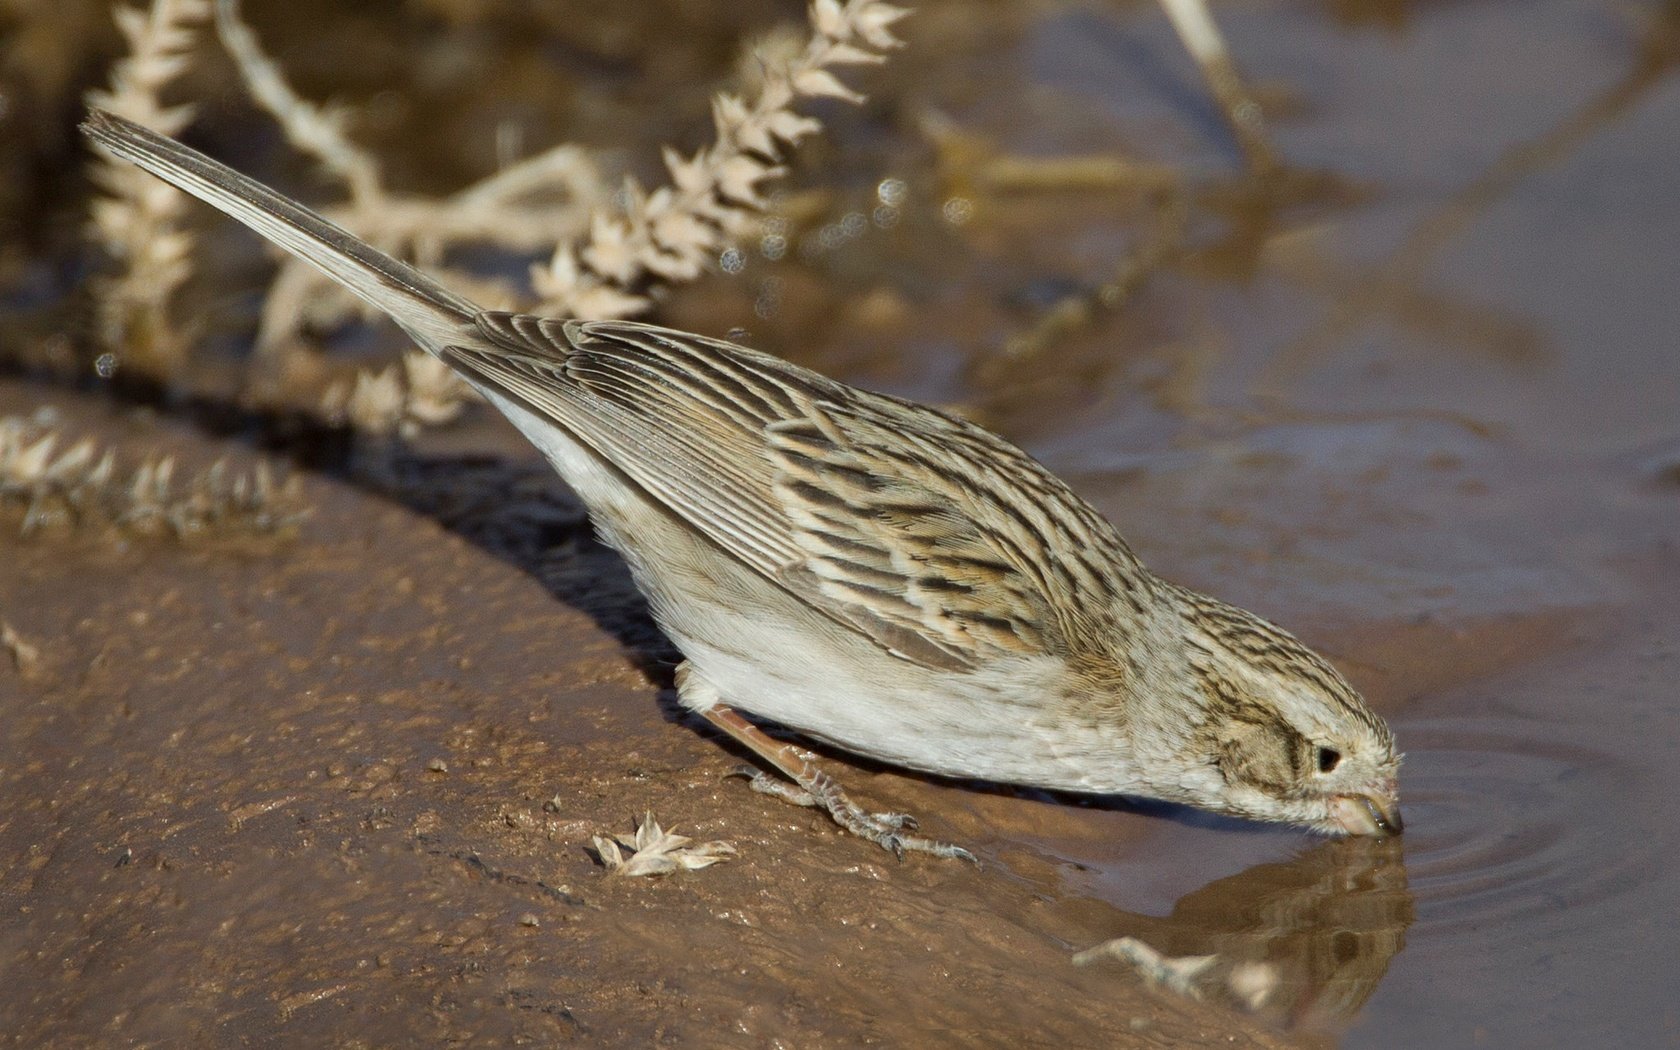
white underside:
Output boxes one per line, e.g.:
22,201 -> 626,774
487,391 -> 1145,794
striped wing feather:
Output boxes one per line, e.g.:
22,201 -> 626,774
446,316 -> 1138,670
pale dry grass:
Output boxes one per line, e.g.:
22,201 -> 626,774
83,0 -> 211,384
213,0 -> 908,432
0,413 -> 306,539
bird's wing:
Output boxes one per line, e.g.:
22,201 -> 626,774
446,316 -> 1137,669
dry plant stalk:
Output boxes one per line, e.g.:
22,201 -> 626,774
998,190 -> 1188,363
1155,0 -> 1277,171
0,415 -> 308,539
208,0 -> 905,429
215,0 -> 609,365
534,0 -> 910,318
84,0 -> 211,382
78,0 -> 911,434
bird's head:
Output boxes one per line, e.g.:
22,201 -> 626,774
1160,587 -> 1402,836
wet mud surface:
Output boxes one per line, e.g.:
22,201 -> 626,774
4,0 -> 1679,1046
0,390 -> 1303,1048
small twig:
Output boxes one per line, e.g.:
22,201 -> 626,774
214,0 -> 382,205
991,189 -> 1189,366
1156,0 -> 1279,172
1,622 -> 42,678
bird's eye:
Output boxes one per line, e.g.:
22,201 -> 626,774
1316,746 -> 1341,773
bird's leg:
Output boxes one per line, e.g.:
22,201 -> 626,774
704,705 -> 976,862
678,667 -> 974,861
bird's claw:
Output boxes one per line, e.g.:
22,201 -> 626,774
730,766 -> 818,807
836,807 -> 974,862
723,764 -> 974,862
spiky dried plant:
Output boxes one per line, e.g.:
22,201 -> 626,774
214,0 -> 611,372
0,415 -> 307,539
315,352 -> 474,438
206,0 -> 906,429
533,0 -> 910,318
592,813 -> 737,877
84,0 -> 211,383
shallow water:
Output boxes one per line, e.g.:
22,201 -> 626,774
4,0 -> 1678,1045
751,0 -> 1680,1042
926,1 -> 1680,1042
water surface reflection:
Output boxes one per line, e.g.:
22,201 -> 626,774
1075,838 -> 1412,1035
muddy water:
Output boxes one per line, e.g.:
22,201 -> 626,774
700,0 -> 1680,1042
4,0 -> 1679,1045
989,3 -> 1680,1044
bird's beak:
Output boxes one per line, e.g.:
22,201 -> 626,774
1330,792 -> 1404,837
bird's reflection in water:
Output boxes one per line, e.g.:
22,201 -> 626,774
1076,837 -> 1412,1033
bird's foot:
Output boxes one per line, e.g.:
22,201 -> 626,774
728,765 -> 975,862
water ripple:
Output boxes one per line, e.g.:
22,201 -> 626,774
1394,717 -> 1660,939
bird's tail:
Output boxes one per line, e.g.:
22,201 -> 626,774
81,109 -> 479,351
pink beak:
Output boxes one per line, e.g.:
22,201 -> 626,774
1330,792 -> 1404,836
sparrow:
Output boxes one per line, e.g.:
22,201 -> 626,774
82,110 -> 1401,860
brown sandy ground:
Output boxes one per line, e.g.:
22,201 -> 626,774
0,381 -> 1305,1047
